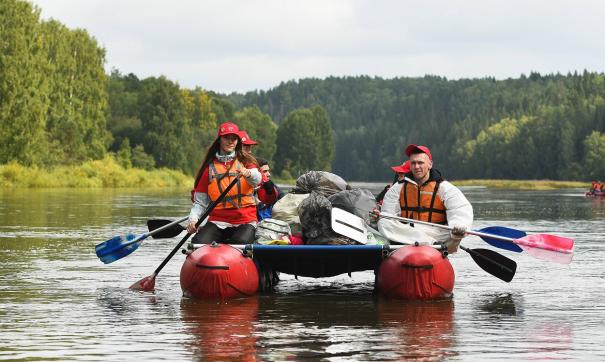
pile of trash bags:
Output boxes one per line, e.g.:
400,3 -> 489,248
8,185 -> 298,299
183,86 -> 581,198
258,171 -> 379,245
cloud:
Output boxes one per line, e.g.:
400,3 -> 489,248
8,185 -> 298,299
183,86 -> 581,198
31,0 -> 605,92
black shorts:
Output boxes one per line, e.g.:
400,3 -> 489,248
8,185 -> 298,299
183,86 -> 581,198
191,222 -> 256,245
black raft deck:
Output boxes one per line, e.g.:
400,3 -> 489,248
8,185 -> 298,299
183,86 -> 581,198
239,244 -> 407,278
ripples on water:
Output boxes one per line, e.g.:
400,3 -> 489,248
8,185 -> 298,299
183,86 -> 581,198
1,187 -> 604,360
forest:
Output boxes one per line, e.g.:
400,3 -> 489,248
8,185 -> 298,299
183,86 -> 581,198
2,0 -> 605,183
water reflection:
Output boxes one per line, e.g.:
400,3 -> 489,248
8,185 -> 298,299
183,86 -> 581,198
180,297 -> 260,361
475,293 -> 522,317
378,298 -> 457,360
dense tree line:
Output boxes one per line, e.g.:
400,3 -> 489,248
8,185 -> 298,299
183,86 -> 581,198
108,70 -> 333,176
1,0 -> 109,166
1,1 -> 333,177
3,0 -> 604,183
232,73 -> 605,181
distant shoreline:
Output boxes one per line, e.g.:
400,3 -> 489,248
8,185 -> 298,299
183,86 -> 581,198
0,161 -> 591,190
279,179 -> 590,191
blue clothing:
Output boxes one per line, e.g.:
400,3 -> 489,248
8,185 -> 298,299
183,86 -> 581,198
257,184 -> 285,221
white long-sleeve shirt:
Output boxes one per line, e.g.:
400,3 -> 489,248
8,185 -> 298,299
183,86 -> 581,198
378,176 -> 473,249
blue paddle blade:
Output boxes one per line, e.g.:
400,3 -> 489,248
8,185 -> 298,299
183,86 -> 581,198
95,234 -> 143,264
477,226 -> 525,253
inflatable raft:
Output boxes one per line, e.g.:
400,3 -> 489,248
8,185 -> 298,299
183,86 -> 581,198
586,191 -> 605,198
180,243 -> 454,300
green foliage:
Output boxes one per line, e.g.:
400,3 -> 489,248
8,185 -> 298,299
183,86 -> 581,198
583,131 -> 605,180
116,138 -> 132,168
233,73 -> 605,181
234,105 -> 277,162
131,144 -> 156,170
274,105 -> 335,176
0,0 -> 108,167
0,156 -> 190,188
0,0 -> 48,165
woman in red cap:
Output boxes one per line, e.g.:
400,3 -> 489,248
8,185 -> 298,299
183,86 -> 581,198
186,122 -> 262,244
238,131 -> 258,154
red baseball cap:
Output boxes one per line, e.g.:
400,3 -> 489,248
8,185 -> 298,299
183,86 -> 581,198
405,144 -> 432,160
217,122 -> 240,137
390,160 -> 410,174
238,131 -> 258,145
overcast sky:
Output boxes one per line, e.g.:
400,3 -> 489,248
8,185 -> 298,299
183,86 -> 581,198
30,0 -> 605,94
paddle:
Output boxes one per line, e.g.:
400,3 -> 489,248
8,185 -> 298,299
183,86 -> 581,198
95,216 -> 189,264
331,207 -> 368,244
459,246 -> 516,282
379,213 -> 574,264
130,176 -> 240,292
333,208 -> 517,282
147,219 -> 186,239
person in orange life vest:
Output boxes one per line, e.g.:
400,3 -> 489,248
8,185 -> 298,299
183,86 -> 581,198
187,122 -> 264,245
376,160 -> 411,205
238,131 -> 258,154
589,180 -> 599,194
377,144 -> 473,253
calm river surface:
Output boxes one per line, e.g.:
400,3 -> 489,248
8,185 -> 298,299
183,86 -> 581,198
1,185 -> 604,361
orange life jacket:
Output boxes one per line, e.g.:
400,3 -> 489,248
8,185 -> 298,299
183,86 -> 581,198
208,159 -> 255,210
399,179 -> 447,224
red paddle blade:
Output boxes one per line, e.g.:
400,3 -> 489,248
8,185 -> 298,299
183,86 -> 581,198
129,274 -> 156,292
519,245 -> 574,265
515,234 -> 574,254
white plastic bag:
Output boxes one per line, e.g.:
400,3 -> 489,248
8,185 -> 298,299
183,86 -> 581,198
271,193 -> 309,234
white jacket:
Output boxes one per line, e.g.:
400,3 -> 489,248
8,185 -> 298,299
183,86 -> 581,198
378,176 -> 473,251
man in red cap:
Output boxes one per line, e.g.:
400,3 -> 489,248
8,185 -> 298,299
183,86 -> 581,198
377,144 -> 473,253
238,131 -> 258,154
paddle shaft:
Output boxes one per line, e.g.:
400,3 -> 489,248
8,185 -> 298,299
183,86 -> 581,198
116,216 -> 189,249
150,176 -> 241,277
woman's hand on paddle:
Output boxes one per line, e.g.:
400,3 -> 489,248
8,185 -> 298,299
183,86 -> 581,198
236,168 -> 251,178
187,218 -> 198,234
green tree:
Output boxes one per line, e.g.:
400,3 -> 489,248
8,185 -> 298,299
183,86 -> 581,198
274,106 -> 335,176
43,20 -> 109,165
583,131 -> 605,180
0,0 -> 48,165
137,76 -> 189,171
234,105 -> 277,162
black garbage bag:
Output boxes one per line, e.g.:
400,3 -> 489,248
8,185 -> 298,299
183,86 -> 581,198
293,171 -> 349,197
299,192 -> 353,245
328,188 -> 377,224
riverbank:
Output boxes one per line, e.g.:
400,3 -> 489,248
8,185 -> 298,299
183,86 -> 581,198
452,179 -> 589,190
1,160 -> 591,190
0,157 -> 190,188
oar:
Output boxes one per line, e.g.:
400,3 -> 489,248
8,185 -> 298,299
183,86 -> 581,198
95,216 -> 189,264
334,208 -> 516,282
130,176 -> 240,292
379,213 -> 574,264
458,245 -> 516,282
147,219 -> 186,239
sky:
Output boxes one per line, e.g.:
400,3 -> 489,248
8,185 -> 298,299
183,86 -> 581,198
30,0 -> 605,94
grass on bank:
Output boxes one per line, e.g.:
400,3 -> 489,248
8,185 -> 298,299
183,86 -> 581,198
0,156 -> 191,188
453,179 -> 589,190
0,159 -> 591,190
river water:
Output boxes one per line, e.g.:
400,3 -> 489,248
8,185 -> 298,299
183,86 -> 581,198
1,186 -> 604,360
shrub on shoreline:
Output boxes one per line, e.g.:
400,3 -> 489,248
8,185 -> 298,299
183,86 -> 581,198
0,156 -> 191,188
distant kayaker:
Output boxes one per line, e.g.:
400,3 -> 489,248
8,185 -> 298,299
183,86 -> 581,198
255,157 -> 285,220
238,131 -> 258,154
377,144 -> 473,253
187,122 -> 264,244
